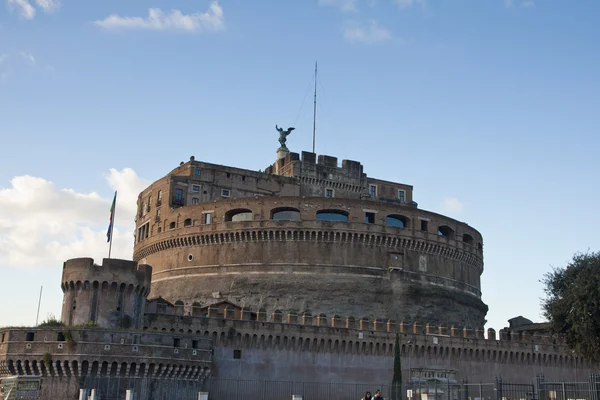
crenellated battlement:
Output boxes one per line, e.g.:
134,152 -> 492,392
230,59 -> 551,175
61,258 -> 152,292
142,311 -> 585,370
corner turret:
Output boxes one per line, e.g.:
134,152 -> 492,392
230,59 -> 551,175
60,258 -> 152,329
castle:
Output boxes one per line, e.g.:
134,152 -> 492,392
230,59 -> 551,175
0,140 -> 594,399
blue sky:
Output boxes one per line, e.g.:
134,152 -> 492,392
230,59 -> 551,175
0,0 -> 598,332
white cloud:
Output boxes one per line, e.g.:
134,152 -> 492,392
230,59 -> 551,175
34,0 -> 60,13
0,169 -> 149,268
343,20 -> 392,44
505,0 -> 535,8
7,0 -> 36,19
441,197 -> 464,214
95,2 -> 225,33
393,0 -> 425,9
19,51 -> 35,66
318,0 -> 358,13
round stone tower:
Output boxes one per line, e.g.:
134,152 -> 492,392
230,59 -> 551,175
60,258 -> 152,329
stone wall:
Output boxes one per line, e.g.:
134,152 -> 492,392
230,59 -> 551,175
0,327 -> 212,399
143,314 -> 594,384
134,195 -> 486,326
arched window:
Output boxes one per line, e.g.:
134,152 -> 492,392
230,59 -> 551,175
386,215 -> 408,228
316,210 -> 349,222
174,301 -> 184,315
183,218 -> 192,227
169,222 -> 176,229
225,209 -> 253,222
271,207 -> 301,221
437,225 -> 454,238
463,233 -> 474,244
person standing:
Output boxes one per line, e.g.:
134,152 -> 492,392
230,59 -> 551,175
373,389 -> 385,400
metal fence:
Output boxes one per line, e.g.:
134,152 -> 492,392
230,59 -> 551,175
5,374 -> 600,400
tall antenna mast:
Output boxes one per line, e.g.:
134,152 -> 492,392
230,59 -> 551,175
312,61 -> 317,154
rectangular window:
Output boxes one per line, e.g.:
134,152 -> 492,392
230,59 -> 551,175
369,185 -> 377,198
192,185 -> 200,192
195,169 -> 201,176
325,189 -> 334,198
147,197 -> 151,211
175,188 -> 183,201
233,349 -> 241,359
365,212 -> 375,224
141,202 -> 146,215
221,189 -> 231,198
26,332 -> 35,342
192,198 -> 199,205
192,340 -> 199,349
156,209 -> 161,219
421,220 -> 428,232
173,338 -> 180,348
398,190 -> 405,202
157,190 -> 162,200
203,213 -> 212,225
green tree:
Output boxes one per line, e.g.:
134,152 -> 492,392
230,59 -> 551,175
391,332 -> 403,400
541,251 -> 600,362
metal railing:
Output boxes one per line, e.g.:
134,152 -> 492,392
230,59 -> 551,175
6,374 -> 600,400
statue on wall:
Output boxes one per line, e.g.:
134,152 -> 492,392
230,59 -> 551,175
276,125 -> 295,150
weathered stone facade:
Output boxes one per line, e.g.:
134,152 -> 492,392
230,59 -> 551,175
134,152 -> 486,327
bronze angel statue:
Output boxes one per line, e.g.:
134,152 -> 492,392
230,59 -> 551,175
276,125 -> 295,150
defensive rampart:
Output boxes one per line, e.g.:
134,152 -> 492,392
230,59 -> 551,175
0,327 -> 211,399
143,312 -> 593,384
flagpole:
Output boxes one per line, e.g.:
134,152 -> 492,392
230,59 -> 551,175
108,191 -> 117,259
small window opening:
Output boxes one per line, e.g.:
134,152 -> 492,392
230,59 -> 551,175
57,332 -> 66,342
437,225 -> 454,238
221,189 -> 231,198
226,173 -> 231,178
169,222 -> 176,229
386,215 -> 407,228
26,332 -> 35,342
195,169 -> 201,176
271,208 -> 301,221
192,198 -> 199,205
369,185 -> 377,198
316,210 -> 349,222
225,209 -> 253,222
1,333 -> 5,342
192,185 -> 200,192
188,254 -> 193,262
421,220 -> 428,232
192,340 -> 199,349
233,349 -> 241,359
398,190 -> 406,202
203,213 -> 212,225
463,233 -> 474,244
242,176 -> 246,181
365,212 -> 375,224
173,338 -> 181,348
325,189 -> 334,198
184,218 -> 192,227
